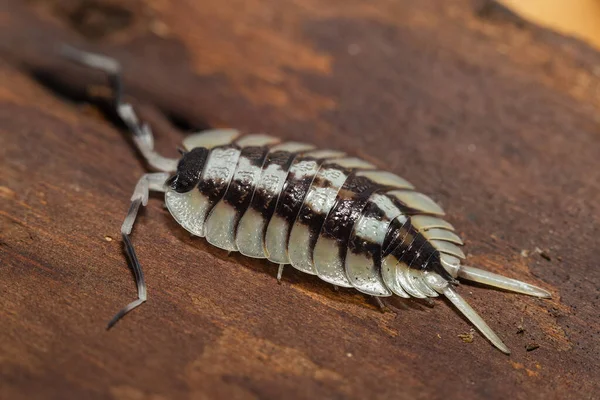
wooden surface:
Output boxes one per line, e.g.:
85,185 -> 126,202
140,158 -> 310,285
1,0 -> 599,399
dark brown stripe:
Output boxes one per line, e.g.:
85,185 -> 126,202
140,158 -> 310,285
390,227 -> 418,266
345,202 -> 388,279
222,146 -> 270,211
385,218 -> 454,281
197,145 -> 240,204
295,164 -> 353,259
319,174 -> 383,264
249,150 -> 298,219
404,235 -> 432,268
273,156 -> 323,227
382,216 -> 410,256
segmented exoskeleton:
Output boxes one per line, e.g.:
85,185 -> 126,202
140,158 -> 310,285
63,47 -> 551,354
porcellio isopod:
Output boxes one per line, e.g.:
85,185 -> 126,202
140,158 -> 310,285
63,46 -> 551,354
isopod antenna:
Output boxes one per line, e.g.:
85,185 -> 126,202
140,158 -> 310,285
60,45 -> 177,172
61,45 -> 177,327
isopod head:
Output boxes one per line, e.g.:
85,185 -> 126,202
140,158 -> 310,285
167,147 -> 210,193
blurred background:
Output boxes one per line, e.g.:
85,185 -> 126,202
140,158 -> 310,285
501,0 -> 600,49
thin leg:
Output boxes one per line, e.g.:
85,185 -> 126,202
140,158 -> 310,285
107,172 -> 171,329
457,265 -> 551,298
277,264 -> 284,284
374,296 -> 386,312
419,297 -> 436,308
61,45 -> 178,172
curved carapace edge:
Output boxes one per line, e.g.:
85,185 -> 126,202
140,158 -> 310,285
60,46 -> 551,355
164,129 -> 552,354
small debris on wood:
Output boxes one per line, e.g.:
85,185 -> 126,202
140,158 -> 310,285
520,249 -> 529,257
458,329 -> 475,343
534,247 -> 551,261
526,343 -> 540,352
150,19 -> 170,38
549,307 -> 563,318
516,325 -> 525,334
103,235 -> 113,242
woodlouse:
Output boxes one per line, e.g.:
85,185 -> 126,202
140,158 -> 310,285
63,46 -> 551,354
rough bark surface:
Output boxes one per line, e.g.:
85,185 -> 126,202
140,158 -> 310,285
1,1 -> 599,399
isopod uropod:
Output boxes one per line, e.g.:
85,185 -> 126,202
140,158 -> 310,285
63,46 -> 551,354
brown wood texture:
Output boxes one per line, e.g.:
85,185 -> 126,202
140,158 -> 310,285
1,0 -> 599,399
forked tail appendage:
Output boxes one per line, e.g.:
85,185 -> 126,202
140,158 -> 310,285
425,263 -> 551,354
457,265 -> 551,298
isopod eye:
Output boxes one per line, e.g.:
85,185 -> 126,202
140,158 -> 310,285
170,147 -> 209,193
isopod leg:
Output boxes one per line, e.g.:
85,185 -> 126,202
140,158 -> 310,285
60,45 -> 178,172
457,265 -> 551,298
277,264 -> 285,284
373,296 -> 386,312
107,172 -> 170,329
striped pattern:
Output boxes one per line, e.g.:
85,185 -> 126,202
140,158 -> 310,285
165,130 -> 464,298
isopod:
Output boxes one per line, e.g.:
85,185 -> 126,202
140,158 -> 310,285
63,46 -> 551,354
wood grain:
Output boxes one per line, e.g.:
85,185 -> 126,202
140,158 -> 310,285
1,0 -> 599,399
